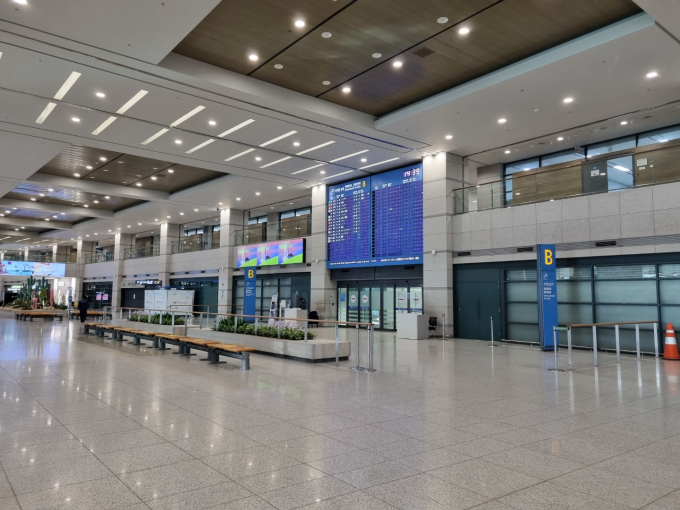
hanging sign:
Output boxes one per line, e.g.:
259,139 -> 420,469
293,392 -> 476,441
244,268 -> 257,323
537,244 -> 558,351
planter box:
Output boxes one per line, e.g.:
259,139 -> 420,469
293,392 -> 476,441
110,319 -> 186,336
189,328 -> 350,363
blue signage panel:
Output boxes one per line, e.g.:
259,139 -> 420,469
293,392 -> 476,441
327,163 -> 423,268
537,244 -> 558,351
244,267 -> 257,323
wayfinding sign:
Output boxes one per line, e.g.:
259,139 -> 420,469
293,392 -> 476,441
537,244 -> 558,351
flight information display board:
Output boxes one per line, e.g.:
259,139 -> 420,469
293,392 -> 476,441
327,164 -> 423,268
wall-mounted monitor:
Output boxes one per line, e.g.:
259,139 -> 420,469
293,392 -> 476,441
236,238 -> 306,268
0,261 -> 66,277
327,163 -> 423,268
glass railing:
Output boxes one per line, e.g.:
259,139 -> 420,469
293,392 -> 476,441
171,234 -> 218,254
235,216 -> 311,246
123,245 -> 159,260
454,141 -> 680,214
83,252 -> 114,264
1,252 -> 77,263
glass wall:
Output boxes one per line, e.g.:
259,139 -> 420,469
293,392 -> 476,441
170,277 -> 219,313
337,280 -> 422,330
82,282 -> 112,310
232,273 -> 310,317
504,263 -> 675,353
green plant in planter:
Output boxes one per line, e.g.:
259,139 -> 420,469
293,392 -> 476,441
214,317 -> 235,332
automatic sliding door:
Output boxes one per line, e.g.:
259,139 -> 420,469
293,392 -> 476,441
359,287 -> 371,324
371,287 -> 381,327
347,288 -> 359,322
383,286 -> 395,330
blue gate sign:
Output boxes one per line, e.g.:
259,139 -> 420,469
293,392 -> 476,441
537,244 -> 558,351
244,267 -> 257,323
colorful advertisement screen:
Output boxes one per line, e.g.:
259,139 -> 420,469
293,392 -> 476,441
236,238 -> 305,268
0,261 -> 66,277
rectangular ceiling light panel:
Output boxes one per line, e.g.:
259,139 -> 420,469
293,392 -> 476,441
329,150 -> 369,163
291,163 -> 325,175
141,128 -> 169,145
322,170 -> 354,180
170,106 -> 205,127
260,156 -> 291,168
186,139 -> 215,154
359,158 -> 399,169
35,102 -> 57,124
259,131 -> 297,147
218,119 -> 255,137
92,116 -> 117,135
53,72 -> 81,100
296,141 -> 335,155
224,148 -> 255,161
117,90 -> 148,114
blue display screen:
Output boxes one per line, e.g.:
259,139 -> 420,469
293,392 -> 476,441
327,164 -> 423,268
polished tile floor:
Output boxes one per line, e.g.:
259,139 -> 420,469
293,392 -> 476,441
1,319 -> 680,509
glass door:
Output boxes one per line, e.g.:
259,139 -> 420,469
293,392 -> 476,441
396,286 -> 408,314
337,287 -> 347,322
359,287 -> 371,324
347,287 -> 359,322
382,286 -> 395,330
371,287 -> 381,327
410,286 -> 423,314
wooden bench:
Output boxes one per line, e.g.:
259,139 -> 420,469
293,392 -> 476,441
155,333 -> 183,353
116,328 -> 156,346
205,342 -> 255,370
16,311 -> 64,321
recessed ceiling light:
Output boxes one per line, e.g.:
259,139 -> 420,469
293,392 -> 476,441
71,117 -> 80,123
277,186 -> 282,190
4,211 -> 8,214
255,157 -> 262,161
74,173 -> 81,177
458,27 -> 470,35
557,137 -> 564,141
563,97 -> 574,103
437,17 -> 448,23
322,32 -> 332,38
151,176 -> 157,180
166,216 -> 171,219
104,196 -> 110,199
621,120 -> 628,125
47,188 -> 53,192
218,202 -> 223,205
504,150 -> 511,154
154,218 -> 159,222
13,0 -> 28,4
393,61 -> 403,68
167,168 -> 174,173
445,135 -> 453,140
39,193 -> 44,197
293,141 -> 300,146
320,170 -> 326,174
85,165 -> 93,170
646,71 -> 658,78
498,118 -> 507,124
174,140 -> 182,145
372,53 -> 382,59
274,64 -> 283,69
236,198 -> 241,201
45,219 -> 49,221
138,223 -> 141,225
136,183 -> 142,187
255,192 -> 261,196
194,208 -> 199,212
208,120 -> 217,126
93,200 -> 99,204
30,198 -> 36,201
322,81 -> 331,86
60,212 -> 65,215
99,157 -> 106,162
180,212 -> 184,215
248,54 -> 258,61
361,158 -> 367,162
83,204 -> 88,208
95,92 -> 105,98
294,20 -> 305,28
342,87 -> 351,93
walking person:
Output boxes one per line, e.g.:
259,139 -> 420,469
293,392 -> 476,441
77,295 -> 90,324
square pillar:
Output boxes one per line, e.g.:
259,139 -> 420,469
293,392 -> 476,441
310,184 -> 335,321
218,208 -> 243,313
112,232 -> 132,307
158,223 -> 179,287
422,152 -> 467,336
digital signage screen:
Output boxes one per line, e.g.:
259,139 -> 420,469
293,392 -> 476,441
236,239 -> 305,268
0,261 -> 66,277
327,163 -> 423,268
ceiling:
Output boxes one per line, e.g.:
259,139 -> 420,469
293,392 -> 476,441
174,0 -> 641,116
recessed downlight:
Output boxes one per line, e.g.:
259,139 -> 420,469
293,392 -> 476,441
458,27 -> 470,35
293,141 -> 300,147
274,64 -> 283,69
13,0 -> 28,4
563,97 -> 574,103
151,176 -> 157,180
498,118 -> 507,124
557,137 -> 564,141
208,120 -> 217,126
504,150 -> 511,154
621,120 -> 628,125
255,157 -> 262,161
74,173 -> 81,177
95,92 -> 105,98
445,135 -> 453,140
167,168 -> 174,173
255,192 -> 261,196
294,20 -> 305,28
104,196 -> 110,199
372,53 -> 382,59
393,61 -> 403,68
136,183 -> 142,187
322,32 -> 332,38
174,140 -> 182,145
342,86 -> 351,93
99,157 -> 106,161
320,170 -> 326,174
437,17 -> 448,23
236,198 -> 241,201
71,117 -> 80,123
322,81 -> 331,86
248,54 -> 258,61
361,158 -> 367,162
646,71 -> 658,78
85,166 -> 93,170
194,208 -> 199,212
30,198 -> 36,201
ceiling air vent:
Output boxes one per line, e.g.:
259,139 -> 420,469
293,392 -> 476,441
457,251 -> 471,257
595,240 -> 617,247
413,47 -> 435,58
517,246 -> 534,253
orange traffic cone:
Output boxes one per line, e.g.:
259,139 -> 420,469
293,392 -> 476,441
663,323 -> 679,360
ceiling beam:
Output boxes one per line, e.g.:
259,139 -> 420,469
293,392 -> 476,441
0,230 -> 32,237
0,198 -> 113,218
0,217 -> 72,230
28,174 -> 170,202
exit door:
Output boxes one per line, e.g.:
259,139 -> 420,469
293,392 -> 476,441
457,281 -> 501,341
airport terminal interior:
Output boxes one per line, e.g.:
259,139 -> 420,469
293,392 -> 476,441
1,0 -> 680,508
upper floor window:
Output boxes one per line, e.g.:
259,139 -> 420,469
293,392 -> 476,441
247,215 -> 267,225
280,207 -> 311,220
638,125 -> 680,146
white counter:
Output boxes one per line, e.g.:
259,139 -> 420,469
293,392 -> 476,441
284,308 -> 307,320
396,313 -> 430,340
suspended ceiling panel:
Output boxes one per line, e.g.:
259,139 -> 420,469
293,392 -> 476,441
174,0 -> 641,115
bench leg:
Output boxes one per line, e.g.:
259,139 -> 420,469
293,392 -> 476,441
240,353 -> 250,370
172,343 -> 184,355
209,350 -> 226,365
155,339 -> 170,350
131,335 -> 141,345
181,344 -> 196,357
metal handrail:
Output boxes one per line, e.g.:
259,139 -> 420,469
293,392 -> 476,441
123,245 -> 160,260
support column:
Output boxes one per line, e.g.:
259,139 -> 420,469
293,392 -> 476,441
310,184 -> 335,321
74,240 -> 93,302
218,208 -> 243,313
112,232 -> 131,307
23,247 -> 29,261
52,244 -> 58,263
158,223 -> 179,288
422,152 -> 468,337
